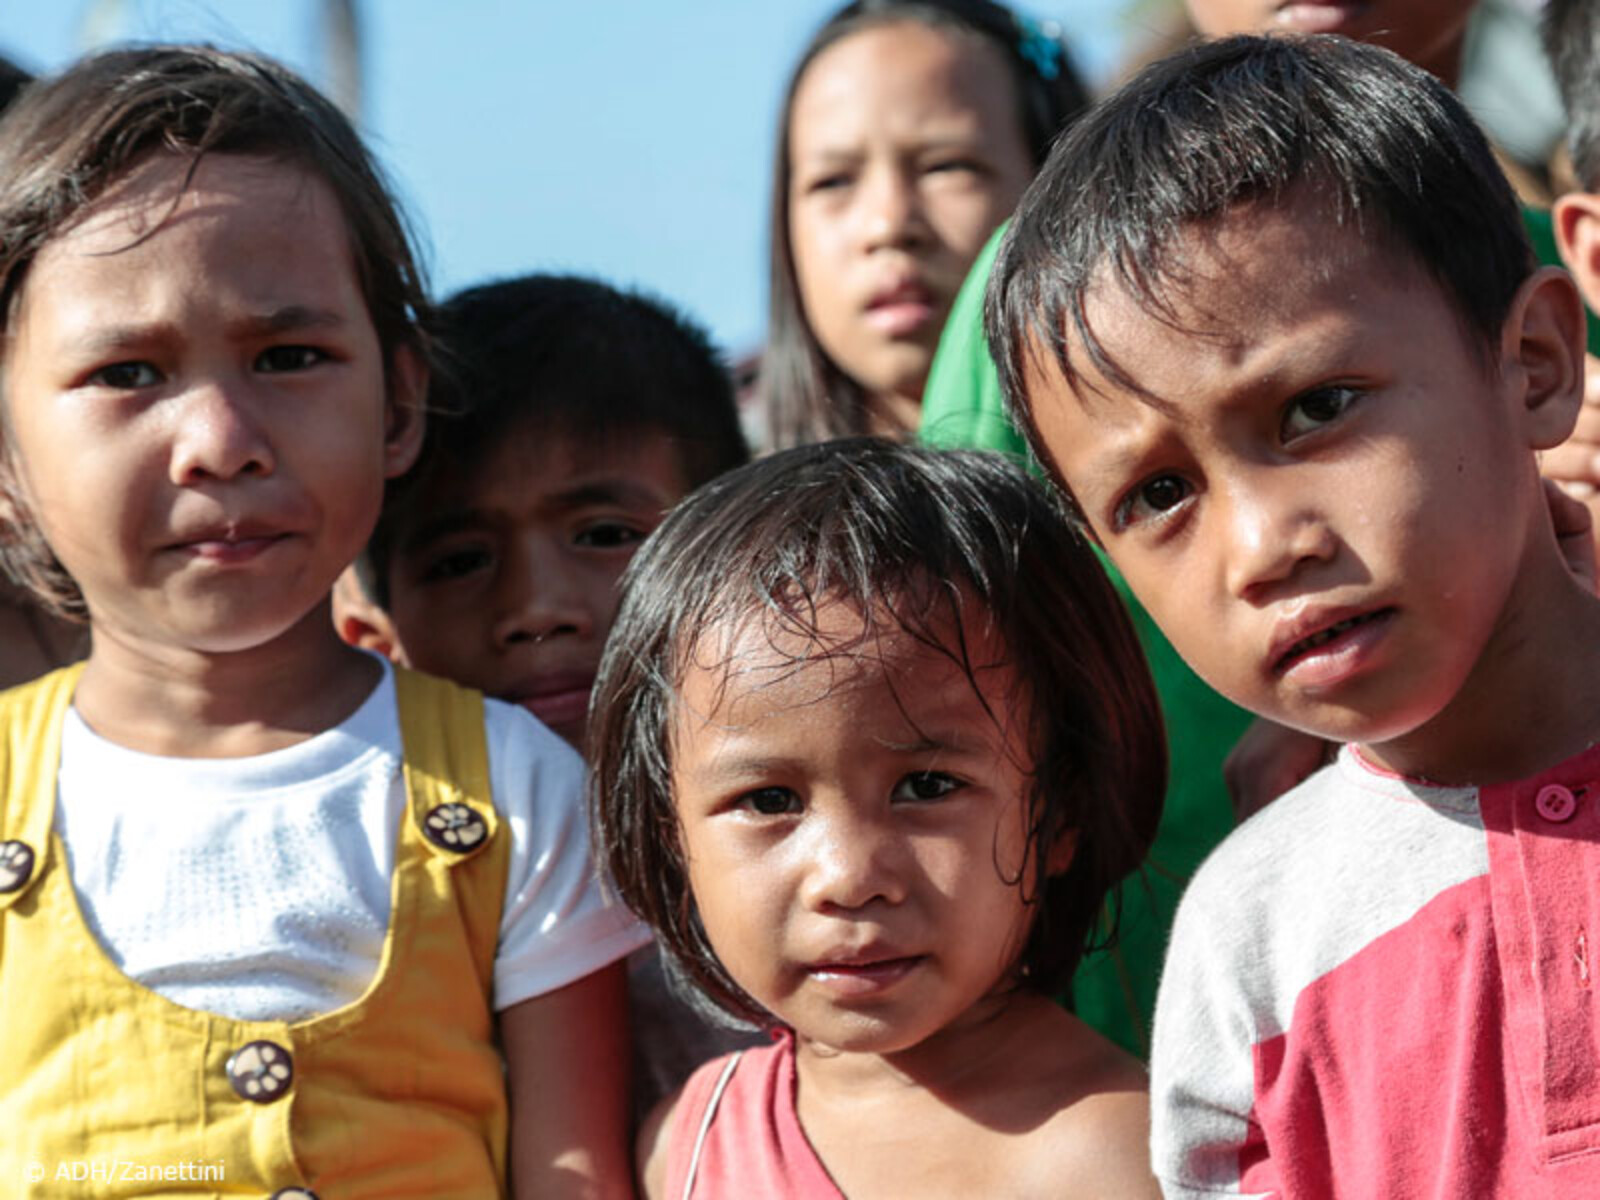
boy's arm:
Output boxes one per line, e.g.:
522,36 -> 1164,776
1149,867 -> 1281,1200
501,960 -> 633,1200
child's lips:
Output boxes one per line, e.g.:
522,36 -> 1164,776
864,282 -> 938,337
506,672 -> 594,734
806,951 -> 925,996
1270,606 -> 1397,684
172,525 -> 291,564
1273,0 -> 1369,34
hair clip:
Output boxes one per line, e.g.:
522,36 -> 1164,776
1015,13 -> 1064,82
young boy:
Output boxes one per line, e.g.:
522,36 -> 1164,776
919,0 -> 1514,1059
988,34 -> 1600,1196
335,273 -> 748,751
334,272 -> 753,1112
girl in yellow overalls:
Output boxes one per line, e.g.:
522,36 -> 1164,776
0,46 -> 644,1199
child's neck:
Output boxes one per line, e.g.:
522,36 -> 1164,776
791,990 -> 1144,1198
1364,549 -> 1600,787
793,987 -> 1094,1105
72,602 -> 382,758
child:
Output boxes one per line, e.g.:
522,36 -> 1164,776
335,273 -> 749,751
756,0 -> 1088,450
590,438 -> 1166,1198
333,272 -> 753,1114
988,33 -> 1600,1196
0,47 -> 646,1197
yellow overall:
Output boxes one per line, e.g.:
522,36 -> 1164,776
0,664 -> 510,1198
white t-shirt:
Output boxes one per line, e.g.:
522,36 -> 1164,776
53,660 -> 649,1023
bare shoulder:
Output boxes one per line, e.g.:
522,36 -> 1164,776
1009,1000 -> 1159,1199
635,1083 -> 683,1200
1039,1072 -> 1157,1199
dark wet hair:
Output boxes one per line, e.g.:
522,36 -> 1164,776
355,273 -> 749,608
759,0 -> 1091,451
590,437 -> 1165,1028
986,33 -> 1533,496
1546,0 -> 1600,189
0,44 -> 429,619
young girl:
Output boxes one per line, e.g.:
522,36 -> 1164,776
755,0 -> 1089,451
590,439 -> 1165,1198
0,47 -> 644,1198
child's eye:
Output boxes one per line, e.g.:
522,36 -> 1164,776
739,787 -> 801,817
255,345 -> 327,373
1115,474 -> 1192,530
88,361 -> 161,390
574,520 -> 649,550
420,545 -> 494,583
804,171 -> 852,194
892,771 -> 961,803
1282,386 -> 1360,442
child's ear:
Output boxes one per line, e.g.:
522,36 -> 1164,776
1045,827 -> 1078,877
332,566 -> 404,663
1500,265 -> 1588,451
383,344 -> 428,479
1554,191 -> 1600,318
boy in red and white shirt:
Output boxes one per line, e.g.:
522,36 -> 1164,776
989,31 -> 1600,1198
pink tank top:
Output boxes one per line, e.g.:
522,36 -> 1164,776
664,1032 -> 846,1199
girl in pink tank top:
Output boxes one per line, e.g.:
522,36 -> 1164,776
590,440 -> 1167,1198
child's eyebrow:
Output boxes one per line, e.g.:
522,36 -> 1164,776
544,479 -> 671,512
69,307 -> 347,355
230,305 -> 348,336
681,752 -> 792,782
1045,416 -> 1156,508
400,509 -> 487,550
876,731 -> 990,757
398,480 -> 670,553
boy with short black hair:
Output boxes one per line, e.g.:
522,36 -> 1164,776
989,33 -> 1600,1196
337,273 -> 749,750
335,273 -> 752,1115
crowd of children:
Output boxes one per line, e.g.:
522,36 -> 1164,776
2,0 -> 1600,1197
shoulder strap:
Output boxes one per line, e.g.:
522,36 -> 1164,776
681,1051 -> 744,1200
0,664 -> 83,907
392,665 -> 500,863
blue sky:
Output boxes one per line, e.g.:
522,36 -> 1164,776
0,1 -> 1141,357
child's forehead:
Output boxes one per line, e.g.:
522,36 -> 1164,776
1020,197 -> 1482,506
12,152 -> 370,369
678,594 -> 1006,711
1104,197 -> 1399,335
670,599 -> 1021,757
52,151 -> 333,249
1035,197 -> 1440,411
410,419 -> 690,513
22,152 -> 357,335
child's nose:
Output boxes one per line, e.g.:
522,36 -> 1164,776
168,381 -> 274,485
491,537 -> 596,650
799,812 -> 908,913
1222,478 -> 1338,602
860,164 -> 927,253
